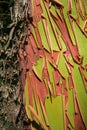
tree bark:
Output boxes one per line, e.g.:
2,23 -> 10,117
0,0 -> 31,129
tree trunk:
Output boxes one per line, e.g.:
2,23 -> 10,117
0,0 -> 87,130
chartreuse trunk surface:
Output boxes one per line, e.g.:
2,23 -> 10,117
23,0 -> 87,130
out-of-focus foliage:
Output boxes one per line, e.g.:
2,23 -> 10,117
23,0 -> 87,130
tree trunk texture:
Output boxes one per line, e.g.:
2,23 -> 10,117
0,0 -> 31,129
0,0 -> 87,130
